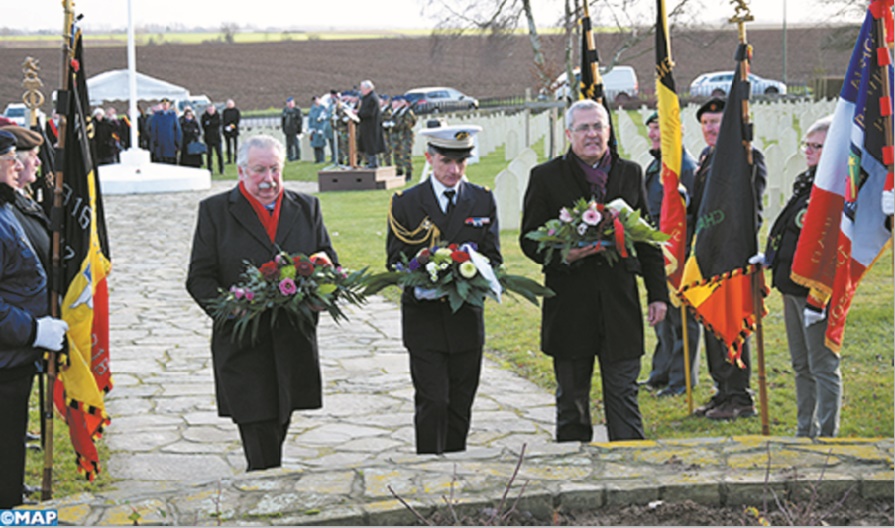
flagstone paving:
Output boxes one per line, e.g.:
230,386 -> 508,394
34,181 -> 892,525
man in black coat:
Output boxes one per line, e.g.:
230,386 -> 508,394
201,104 -> 224,175
688,98 -> 767,421
186,134 -> 337,471
520,99 -> 668,442
357,80 -> 386,169
281,97 -> 303,162
222,99 -> 241,164
386,124 -> 501,454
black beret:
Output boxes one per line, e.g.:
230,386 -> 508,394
0,130 -> 15,155
1,126 -> 43,151
644,111 -> 658,126
696,98 -> 725,121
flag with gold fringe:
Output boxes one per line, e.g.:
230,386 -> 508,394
791,1 -> 894,353
678,41 -> 764,366
655,0 -> 687,290
53,23 -> 113,481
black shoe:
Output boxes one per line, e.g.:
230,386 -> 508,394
657,386 -> 686,398
706,401 -> 756,420
25,432 -> 40,442
694,397 -> 722,417
638,379 -> 665,392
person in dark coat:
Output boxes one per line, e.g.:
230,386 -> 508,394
281,97 -> 303,162
308,96 -> 328,164
1,126 -> 50,271
222,99 -> 241,164
357,80 -> 386,168
520,100 -> 668,442
0,130 -> 68,508
178,108 -> 204,168
386,124 -> 501,455
763,115 -> 840,437
91,108 -> 117,166
201,104 -> 224,175
148,98 -> 182,165
186,134 -> 337,471
687,98 -> 767,421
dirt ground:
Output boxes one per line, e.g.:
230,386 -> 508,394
0,25 -> 857,112
425,497 -> 895,526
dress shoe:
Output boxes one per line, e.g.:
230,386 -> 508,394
693,397 -> 722,417
705,401 -> 756,420
657,385 -> 686,398
25,432 -> 40,442
638,379 -> 665,392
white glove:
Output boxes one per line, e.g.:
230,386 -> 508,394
882,189 -> 894,216
803,307 -> 826,327
414,287 -> 444,301
748,252 -> 766,266
33,316 -> 69,351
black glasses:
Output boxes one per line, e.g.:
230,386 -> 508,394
801,141 -> 823,151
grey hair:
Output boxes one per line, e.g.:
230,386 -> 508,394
804,115 -> 833,139
565,99 -> 608,130
237,134 -> 285,168
360,80 -> 374,91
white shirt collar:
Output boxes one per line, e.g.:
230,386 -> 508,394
430,177 -> 461,214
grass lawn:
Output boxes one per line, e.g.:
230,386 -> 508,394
29,136 -> 893,499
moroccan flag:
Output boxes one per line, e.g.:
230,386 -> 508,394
678,42 -> 763,365
791,2 -> 894,353
655,0 -> 687,290
53,25 -> 113,481
579,2 -> 618,159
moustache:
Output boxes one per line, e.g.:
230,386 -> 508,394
258,182 -> 277,190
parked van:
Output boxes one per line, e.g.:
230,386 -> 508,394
551,66 -> 639,104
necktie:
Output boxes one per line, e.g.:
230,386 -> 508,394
444,190 -> 456,215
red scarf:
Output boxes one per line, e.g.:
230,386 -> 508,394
238,181 -> 283,243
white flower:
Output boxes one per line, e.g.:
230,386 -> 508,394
577,223 -> 588,236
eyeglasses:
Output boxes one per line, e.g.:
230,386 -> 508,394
0,153 -> 20,164
571,122 -> 606,134
801,142 -> 823,151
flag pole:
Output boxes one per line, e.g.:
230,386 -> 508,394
730,0 -> 770,436
42,0 -> 76,501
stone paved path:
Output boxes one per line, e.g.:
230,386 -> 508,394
40,181 -> 892,526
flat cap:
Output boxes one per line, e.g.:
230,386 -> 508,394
1,126 -> 43,151
0,130 -> 16,156
696,97 -> 725,121
420,124 -> 482,159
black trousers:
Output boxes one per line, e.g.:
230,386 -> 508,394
408,347 -> 483,455
0,365 -> 35,508
224,134 -> 238,163
553,355 -> 644,442
237,418 -> 290,471
206,141 -> 224,174
704,333 -> 753,406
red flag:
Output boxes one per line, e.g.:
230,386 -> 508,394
791,2 -> 894,353
53,25 -> 113,481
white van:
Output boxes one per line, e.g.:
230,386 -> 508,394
552,66 -> 639,104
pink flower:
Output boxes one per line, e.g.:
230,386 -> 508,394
547,228 -> 556,236
244,290 -> 255,301
582,208 -> 602,226
559,208 -> 574,223
279,278 -> 297,296
230,286 -> 244,299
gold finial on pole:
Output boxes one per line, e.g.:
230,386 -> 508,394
21,57 -> 46,127
729,0 -> 754,42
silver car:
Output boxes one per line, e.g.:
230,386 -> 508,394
403,87 -> 479,114
689,71 -> 787,97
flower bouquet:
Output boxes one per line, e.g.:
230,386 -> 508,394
525,197 -> 669,266
207,251 -> 370,341
364,242 -> 554,313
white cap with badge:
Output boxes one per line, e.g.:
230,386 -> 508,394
420,124 -> 482,159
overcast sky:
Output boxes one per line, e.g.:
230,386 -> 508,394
10,0 -> 861,32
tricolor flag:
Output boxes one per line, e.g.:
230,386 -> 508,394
53,24 -> 113,481
579,2 -> 618,159
655,0 -> 687,289
791,1 -> 894,353
678,42 -> 764,365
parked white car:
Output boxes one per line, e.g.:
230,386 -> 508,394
403,87 -> 479,114
551,65 -> 639,104
689,71 -> 787,97
2,103 -> 28,126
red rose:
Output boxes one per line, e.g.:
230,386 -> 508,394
259,261 -> 279,280
448,243 -> 458,250
296,260 -> 315,277
309,252 -> 333,267
451,250 -> 470,263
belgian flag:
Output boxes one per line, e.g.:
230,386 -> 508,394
53,24 -> 113,481
677,42 -> 764,365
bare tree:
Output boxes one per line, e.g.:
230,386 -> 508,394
220,22 -> 238,44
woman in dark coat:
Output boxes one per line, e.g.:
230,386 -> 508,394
178,108 -> 204,168
357,80 -> 386,168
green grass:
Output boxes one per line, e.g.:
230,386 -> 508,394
31,138 -> 892,499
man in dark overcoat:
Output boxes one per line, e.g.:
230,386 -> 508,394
386,124 -> 501,455
186,134 -> 337,471
357,80 -> 386,168
519,99 -> 668,442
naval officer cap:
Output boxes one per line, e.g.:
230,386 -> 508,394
420,124 -> 482,159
